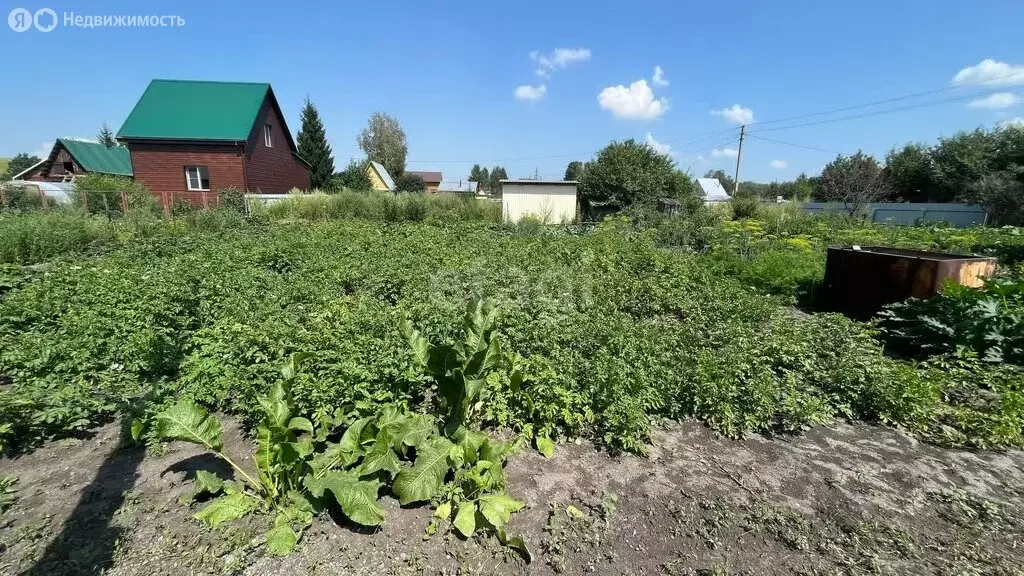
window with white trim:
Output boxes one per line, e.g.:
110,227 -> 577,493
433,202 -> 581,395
264,124 -> 273,147
184,166 -> 210,191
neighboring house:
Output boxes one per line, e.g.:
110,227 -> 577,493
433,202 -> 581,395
697,177 -> 731,204
437,180 -> 478,194
116,79 -> 311,195
13,138 -> 133,182
366,161 -> 396,192
408,171 -> 442,192
501,179 -> 577,223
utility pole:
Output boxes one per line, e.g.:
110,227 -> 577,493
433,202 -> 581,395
733,125 -> 745,197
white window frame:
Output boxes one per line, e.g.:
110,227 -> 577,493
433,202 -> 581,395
184,165 -> 210,191
264,123 -> 273,147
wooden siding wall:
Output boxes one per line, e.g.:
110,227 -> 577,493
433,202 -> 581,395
128,143 -> 246,193
244,98 -> 311,192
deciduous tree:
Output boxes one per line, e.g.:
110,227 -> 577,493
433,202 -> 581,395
817,151 -> 893,216
580,139 -> 693,209
2,153 -> 41,180
357,112 -> 408,178
564,161 -> 585,181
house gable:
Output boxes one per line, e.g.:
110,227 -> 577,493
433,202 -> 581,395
243,93 -> 311,192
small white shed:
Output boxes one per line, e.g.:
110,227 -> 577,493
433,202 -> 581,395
696,178 -> 732,204
500,179 -> 578,223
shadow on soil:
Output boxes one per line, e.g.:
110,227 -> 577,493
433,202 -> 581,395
21,441 -> 144,576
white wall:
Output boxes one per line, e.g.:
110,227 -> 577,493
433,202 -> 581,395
502,183 -> 577,223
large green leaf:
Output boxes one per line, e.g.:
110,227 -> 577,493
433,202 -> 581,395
453,501 -> 477,537
339,417 -> 373,453
304,471 -> 384,526
393,437 -> 453,505
180,470 -> 225,505
258,381 -> 291,429
400,317 -> 432,369
535,435 -> 555,459
254,425 -> 279,485
308,440 -> 358,476
193,492 -> 255,526
393,414 -> 436,448
265,524 -> 298,556
154,400 -> 223,452
453,427 -> 488,465
478,494 -> 524,529
288,417 -> 314,434
358,435 -> 401,477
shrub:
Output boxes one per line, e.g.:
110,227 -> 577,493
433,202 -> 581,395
730,195 -> 761,220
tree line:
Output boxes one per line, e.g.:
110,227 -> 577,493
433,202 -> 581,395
562,124 -> 1024,225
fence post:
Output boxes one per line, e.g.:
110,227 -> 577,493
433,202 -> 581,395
120,190 -> 128,213
81,190 -> 89,213
162,191 -> 171,218
202,191 -> 209,209
0,186 -> 6,208
39,188 -> 47,210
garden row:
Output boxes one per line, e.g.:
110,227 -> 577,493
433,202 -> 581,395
0,214 -> 1021,459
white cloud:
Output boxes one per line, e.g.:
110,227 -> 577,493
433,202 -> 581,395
652,65 -> 669,87
598,79 -> 668,120
952,59 -> 1024,87
711,104 -> 754,125
531,48 -> 591,77
645,132 -> 674,156
514,84 -> 547,102
770,159 -> 788,169
711,148 -> 738,158
967,92 -> 1020,109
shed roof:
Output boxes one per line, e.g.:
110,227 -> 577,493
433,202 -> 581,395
408,171 -> 442,183
696,178 -> 731,201
369,161 -> 396,191
437,180 -> 477,193
117,79 -> 271,141
57,138 -> 133,176
500,179 -> 578,185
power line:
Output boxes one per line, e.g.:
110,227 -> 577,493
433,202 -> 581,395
752,69 -> 1024,127
746,134 -> 841,154
747,88 -> 1007,134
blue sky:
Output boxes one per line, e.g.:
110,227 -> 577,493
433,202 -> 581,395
1,0 -> 1023,182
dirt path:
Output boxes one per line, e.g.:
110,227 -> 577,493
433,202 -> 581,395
2,420 -> 1023,575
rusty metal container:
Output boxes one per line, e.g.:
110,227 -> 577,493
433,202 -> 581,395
822,246 -> 997,319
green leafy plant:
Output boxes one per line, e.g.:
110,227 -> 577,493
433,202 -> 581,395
878,276 -> 1023,366
154,354 -> 319,555
0,475 -> 17,514
401,297 -> 529,556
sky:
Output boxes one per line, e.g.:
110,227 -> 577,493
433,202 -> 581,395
1,0 -> 1023,183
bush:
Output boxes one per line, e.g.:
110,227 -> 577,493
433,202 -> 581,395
730,195 -> 761,219
75,174 -> 158,217
218,187 -> 246,214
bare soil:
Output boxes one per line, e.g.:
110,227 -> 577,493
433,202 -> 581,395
2,419 -> 1023,576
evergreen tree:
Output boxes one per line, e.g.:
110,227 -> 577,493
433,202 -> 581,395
488,166 -> 508,195
469,164 -> 487,186
297,97 -> 336,190
97,122 -> 117,147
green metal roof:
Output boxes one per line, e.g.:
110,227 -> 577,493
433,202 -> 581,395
116,79 -> 270,141
58,138 -> 133,176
